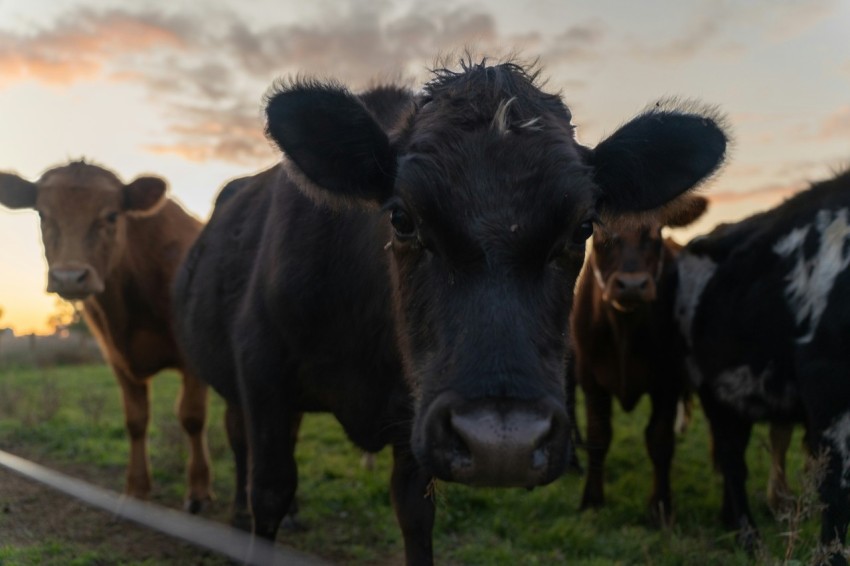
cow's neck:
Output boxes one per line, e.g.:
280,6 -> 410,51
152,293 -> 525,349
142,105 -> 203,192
596,287 -> 653,401
84,208 -> 177,341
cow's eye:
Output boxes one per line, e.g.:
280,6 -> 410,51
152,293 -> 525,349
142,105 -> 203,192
571,221 -> 594,244
390,208 -> 416,239
105,212 -> 119,224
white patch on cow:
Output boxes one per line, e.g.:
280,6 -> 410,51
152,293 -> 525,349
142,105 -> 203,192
712,362 -> 798,418
823,412 -> 850,488
773,208 -> 850,343
674,252 -> 717,350
714,364 -> 772,409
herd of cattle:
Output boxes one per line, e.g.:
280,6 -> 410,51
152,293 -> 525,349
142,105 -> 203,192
0,59 -> 847,565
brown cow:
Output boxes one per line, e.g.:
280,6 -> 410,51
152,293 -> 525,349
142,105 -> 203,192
570,195 -> 707,524
0,160 -> 211,511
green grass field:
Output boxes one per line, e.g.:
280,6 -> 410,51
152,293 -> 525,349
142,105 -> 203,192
0,364 -> 829,564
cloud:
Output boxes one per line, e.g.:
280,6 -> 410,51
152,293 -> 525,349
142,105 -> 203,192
622,0 -> 839,65
816,106 -> 850,140
0,9 -> 192,86
0,2 -> 603,166
544,22 -> 606,65
762,0 -> 841,42
145,103 -> 276,165
708,182 -> 802,204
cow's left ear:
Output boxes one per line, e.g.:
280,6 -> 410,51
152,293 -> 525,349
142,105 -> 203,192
123,176 -> 167,216
0,173 -> 37,209
588,102 -> 728,215
265,81 -> 395,208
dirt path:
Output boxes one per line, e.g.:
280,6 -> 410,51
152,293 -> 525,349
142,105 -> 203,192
0,466 -> 232,565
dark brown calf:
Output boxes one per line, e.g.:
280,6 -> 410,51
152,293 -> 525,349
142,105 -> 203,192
0,161 -> 211,511
571,196 -> 707,523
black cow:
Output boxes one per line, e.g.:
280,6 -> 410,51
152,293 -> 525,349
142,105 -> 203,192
173,58 -> 728,565
571,196 -> 707,524
673,170 -> 850,563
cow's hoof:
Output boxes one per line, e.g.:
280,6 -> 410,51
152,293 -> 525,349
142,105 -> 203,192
280,513 -> 308,533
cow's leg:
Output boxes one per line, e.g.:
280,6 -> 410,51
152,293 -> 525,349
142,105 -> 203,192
701,395 -> 757,550
579,376 -> 613,510
766,422 -> 794,514
224,400 -> 251,531
176,369 -> 212,513
115,369 -> 152,499
817,443 -> 850,566
391,441 -> 435,566
646,389 -> 677,526
247,403 -> 299,540
811,415 -> 850,566
280,412 -> 306,532
225,400 -> 299,533
674,393 -> 693,436
241,369 -> 299,541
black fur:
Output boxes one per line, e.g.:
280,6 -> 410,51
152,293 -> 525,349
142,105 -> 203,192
672,169 -> 850,563
174,58 -> 729,565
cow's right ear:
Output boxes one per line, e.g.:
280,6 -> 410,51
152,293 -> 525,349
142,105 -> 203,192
265,81 -> 395,208
661,195 -> 709,228
0,173 -> 37,209
123,176 -> 167,216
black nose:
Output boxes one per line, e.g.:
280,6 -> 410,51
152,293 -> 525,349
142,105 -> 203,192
47,266 -> 99,298
417,393 -> 568,487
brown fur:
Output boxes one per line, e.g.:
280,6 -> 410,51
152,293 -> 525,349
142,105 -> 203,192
570,195 -> 707,524
0,161 -> 211,510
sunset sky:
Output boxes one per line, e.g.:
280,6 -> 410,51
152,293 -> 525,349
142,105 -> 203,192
0,0 -> 848,333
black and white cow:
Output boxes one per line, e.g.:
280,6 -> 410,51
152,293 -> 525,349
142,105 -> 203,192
674,169 -> 850,563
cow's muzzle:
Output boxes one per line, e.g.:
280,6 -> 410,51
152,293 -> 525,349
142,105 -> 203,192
416,392 -> 569,488
605,271 -> 656,311
47,263 -> 104,300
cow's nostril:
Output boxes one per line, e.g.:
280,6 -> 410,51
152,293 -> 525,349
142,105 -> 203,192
75,269 -> 89,283
615,278 -> 626,290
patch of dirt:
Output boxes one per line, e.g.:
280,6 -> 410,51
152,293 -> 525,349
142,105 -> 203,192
0,466 -> 232,565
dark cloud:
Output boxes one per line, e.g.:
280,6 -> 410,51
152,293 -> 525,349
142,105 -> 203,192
0,2 -> 591,165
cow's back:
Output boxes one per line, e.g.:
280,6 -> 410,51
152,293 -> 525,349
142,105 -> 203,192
173,165 -> 402,430
172,167 -> 276,400
677,170 -> 850,421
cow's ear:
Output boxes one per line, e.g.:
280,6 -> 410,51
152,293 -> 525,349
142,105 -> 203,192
123,176 -> 167,216
661,194 -> 709,228
588,102 -> 728,215
0,173 -> 37,209
265,81 -> 395,208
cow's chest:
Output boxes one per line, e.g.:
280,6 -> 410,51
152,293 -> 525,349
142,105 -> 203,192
587,326 -> 656,411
